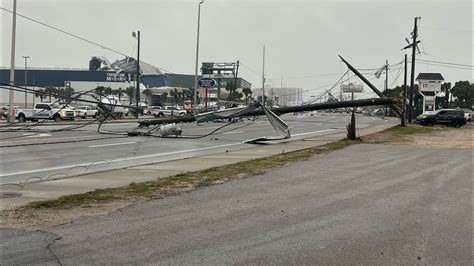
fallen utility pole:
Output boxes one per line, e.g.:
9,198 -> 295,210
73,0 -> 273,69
338,55 -> 402,117
138,97 -> 398,127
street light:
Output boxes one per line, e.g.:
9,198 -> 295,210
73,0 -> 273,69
8,0 -> 18,123
22,56 -> 29,108
132,30 -> 140,118
193,0 -> 204,115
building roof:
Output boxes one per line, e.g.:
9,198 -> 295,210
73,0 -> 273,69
416,73 -> 444,81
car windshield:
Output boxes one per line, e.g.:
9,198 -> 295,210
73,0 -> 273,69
76,107 -> 86,110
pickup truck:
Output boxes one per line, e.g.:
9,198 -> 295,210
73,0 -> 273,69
15,103 -> 76,122
75,106 -> 99,118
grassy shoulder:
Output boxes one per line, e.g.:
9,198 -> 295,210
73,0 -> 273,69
361,124 -> 448,143
25,124 -> 450,210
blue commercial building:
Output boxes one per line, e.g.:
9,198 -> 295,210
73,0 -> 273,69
0,67 -> 251,107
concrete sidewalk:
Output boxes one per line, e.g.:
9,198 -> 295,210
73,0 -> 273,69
0,121 -> 398,211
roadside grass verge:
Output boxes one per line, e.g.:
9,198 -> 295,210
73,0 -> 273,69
28,140 -> 357,209
27,124 -> 448,210
361,124 -> 448,143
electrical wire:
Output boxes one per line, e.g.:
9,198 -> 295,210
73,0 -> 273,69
0,7 -> 173,74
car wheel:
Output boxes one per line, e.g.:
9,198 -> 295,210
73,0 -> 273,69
83,113 -> 87,119
53,114 -> 62,122
18,114 -> 26,123
158,113 -> 164,117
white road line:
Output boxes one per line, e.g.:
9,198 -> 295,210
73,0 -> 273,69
88,142 -> 136,148
222,131 -> 243,135
292,129 -> 337,137
0,142 -> 243,177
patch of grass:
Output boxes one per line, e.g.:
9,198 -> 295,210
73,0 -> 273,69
27,139 -> 358,209
385,124 -> 445,135
362,124 -> 448,144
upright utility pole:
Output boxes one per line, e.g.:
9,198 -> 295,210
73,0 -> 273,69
261,45 -> 265,107
233,60 -> 239,102
22,56 -> 29,108
402,54 -> 407,126
135,30 -> 140,118
385,59 -> 388,116
408,17 -> 420,123
280,76 -> 283,106
193,0 -> 204,115
8,0 -> 18,122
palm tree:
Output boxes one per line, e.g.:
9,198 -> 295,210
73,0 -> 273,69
35,88 -> 45,103
242,87 -> 252,102
95,86 -> 106,101
125,86 -> 135,105
104,87 -> 113,97
161,91 -> 168,105
177,91 -> 184,106
171,88 -> 178,105
112,88 -> 124,102
44,87 -> 55,102
142,89 -> 153,104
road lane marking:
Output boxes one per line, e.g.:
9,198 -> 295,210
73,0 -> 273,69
88,142 -> 136,148
0,142 -> 243,178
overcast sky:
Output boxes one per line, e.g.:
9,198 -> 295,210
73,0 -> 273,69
1,0 -> 472,98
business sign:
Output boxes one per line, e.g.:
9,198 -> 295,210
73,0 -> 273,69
106,72 -> 128,82
198,78 -> 216,88
419,81 -> 441,92
341,83 -> 364,93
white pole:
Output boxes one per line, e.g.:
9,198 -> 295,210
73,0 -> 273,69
261,45 -> 265,107
23,56 -> 29,108
8,0 -> 17,122
193,0 -> 204,115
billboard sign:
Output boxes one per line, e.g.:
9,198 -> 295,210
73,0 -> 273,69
341,83 -> 364,93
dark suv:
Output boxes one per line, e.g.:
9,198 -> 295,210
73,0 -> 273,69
416,109 -> 466,127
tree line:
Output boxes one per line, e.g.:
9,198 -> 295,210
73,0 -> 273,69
382,80 -> 474,109
33,84 -> 254,106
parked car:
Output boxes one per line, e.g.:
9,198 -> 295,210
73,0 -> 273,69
15,103 -> 76,122
75,106 -> 98,118
100,96 -> 128,117
145,106 -> 161,115
416,109 -> 466,127
461,109 -> 472,122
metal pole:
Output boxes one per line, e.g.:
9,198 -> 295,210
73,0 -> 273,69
385,59 -> 388,116
408,17 -> 419,123
23,56 -> 29,108
135,30 -> 140,118
8,0 -> 17,122
402,54 -> 407,126
32,76 -> 36,106
262,45 -> 265,107
193,0 -> 204,115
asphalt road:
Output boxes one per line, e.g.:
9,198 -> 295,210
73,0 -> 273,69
1,143 -> 471,265
0,113 -> 388,184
